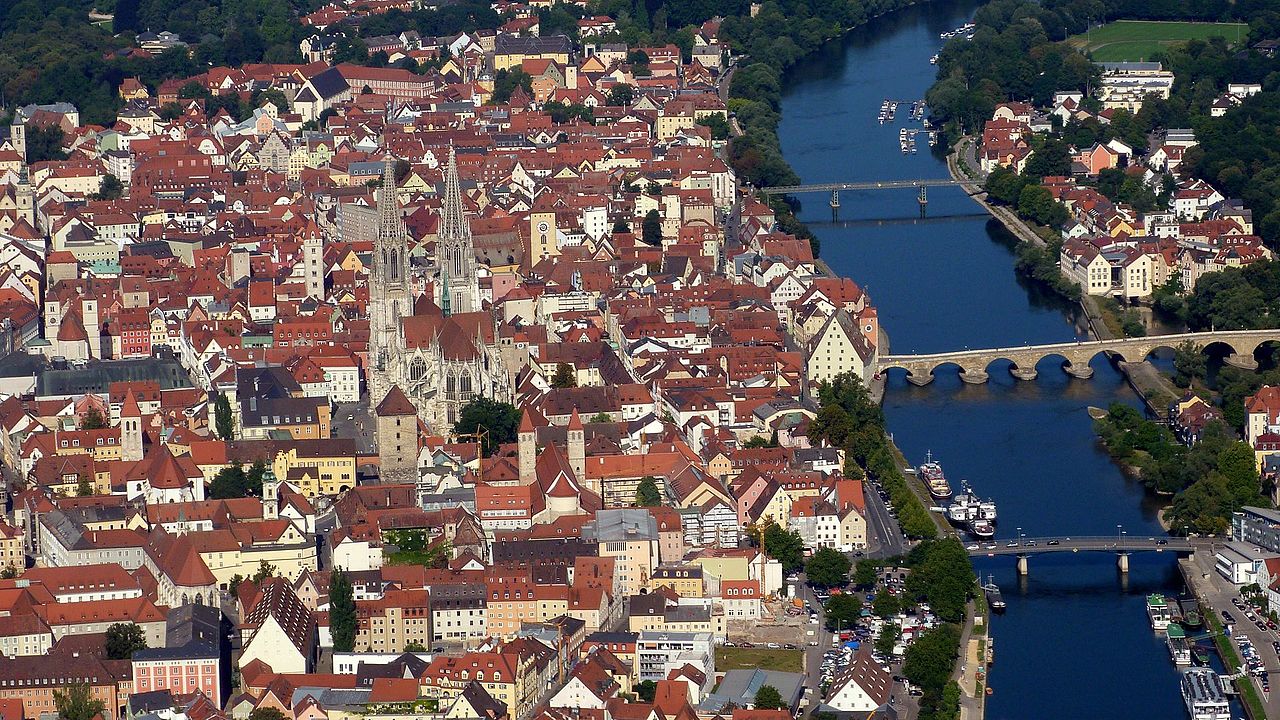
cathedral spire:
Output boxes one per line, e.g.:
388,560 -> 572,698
378,154 -> 403,241
435,144 -> 479,315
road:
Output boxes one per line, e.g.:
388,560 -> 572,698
967,535 -> 1193,557
331,400 -> 375,456
863,482 -> 908,558
1184,550 -> 1280,714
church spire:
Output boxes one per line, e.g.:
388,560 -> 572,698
435,145 -> 479,315
378,154 -> 403,241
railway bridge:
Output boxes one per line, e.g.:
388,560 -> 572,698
876,330 -> 1280,386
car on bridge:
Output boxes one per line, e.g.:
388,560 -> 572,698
1047,540 -> 1060,546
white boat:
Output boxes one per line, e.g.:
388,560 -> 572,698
970,519 -> 995,539
918,451 -> 953,501
930,54 -> 939,64
1147,594 -> 1173,632
1181,668 -> 1231,720
1167,625 -> 1192,666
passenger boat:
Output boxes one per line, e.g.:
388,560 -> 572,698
918,451 -> 953,501
1147,594 -> 1173,632
1181,667 -> 1231,720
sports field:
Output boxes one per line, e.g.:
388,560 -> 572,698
1067,20 -> 1248,62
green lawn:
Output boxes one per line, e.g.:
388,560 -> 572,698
1067,20 -> 1248,62
715,646 -> 805,673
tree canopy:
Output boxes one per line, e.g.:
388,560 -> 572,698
330,569 -> 356,653
105,622 -> 148,659
53,683 -> 105,720
753,685 -> 784,710
805,547 -> 852,588
454,398 -> 521,456
635,476 -> 663,507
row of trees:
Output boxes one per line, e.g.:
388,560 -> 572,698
808,373 -> 939,539
1095,403 -> 1266,532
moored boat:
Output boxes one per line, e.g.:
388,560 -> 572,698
1147,594 -> 1173,632
982,575 -> 1006,612
918,451 -> 953,501
1181,667 -> 1231,720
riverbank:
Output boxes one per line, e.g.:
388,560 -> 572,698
945,139 -> 1183,418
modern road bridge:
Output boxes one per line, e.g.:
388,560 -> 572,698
756,178 -> 977,213
877,329 -> 1280,386
968,535 -> 1197,574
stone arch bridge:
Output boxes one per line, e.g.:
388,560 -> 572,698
877,330 -> 1280,386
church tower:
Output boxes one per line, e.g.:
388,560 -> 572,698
518,409 -> 536,484
567,409 -> 586,489
261,467 -> 280,520
368,155 -> 413,406
436,147 -> 480,315
120,391 -> 143,463
302,219 -> 325,300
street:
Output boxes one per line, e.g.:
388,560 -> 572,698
1185,550 -> 1280,714
331,400 -> 375,455
863,481 -> 908,558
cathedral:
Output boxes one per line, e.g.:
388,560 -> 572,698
367,148 -> 507,449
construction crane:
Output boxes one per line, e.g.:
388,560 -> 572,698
450,425 -> 489,485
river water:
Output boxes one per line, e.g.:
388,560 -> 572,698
776,2 -> 1215,717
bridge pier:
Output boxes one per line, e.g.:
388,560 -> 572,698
1009,365 -> 1038,381
1064,364 -> 1094,380
1117,552 -> 1130,573
959,369 -> 989,384
905,372 -> 934,386
1225,353 -> 1259,371
1016,555 -> 1028,576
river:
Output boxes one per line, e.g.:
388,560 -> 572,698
776,2 -> 1217,717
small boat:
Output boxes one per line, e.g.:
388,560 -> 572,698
1191,644 -> 1212,667
970,518 -> 995,539
930,54 -> 939,64
982,575 -> 1006,612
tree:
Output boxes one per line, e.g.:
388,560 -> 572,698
53,683 -> 105,720
0,565 -> 17,580
551,362 -> 577,388
330,569 -> 357,652
635,476 -> 663,507
405,640 -> 427,652
875,622 -> 901,657
612,219 -> 631,235
93,174 -> 124,201
214,393 -> 234,440
589,412 -> 612,424
823,593 -> 861,631
249,709 -> 288,720
903,624 -> 962,707
79,407 -> 107,430
761,523 -> 805,572
753,685 -> 784,710
76,475 -> 93,497
1173,341 -> 1207,388
853,558 -> 879,589
455,398 -> 521,456
607,83 -> 634,106
697,114 -> 732,140
872,591 -> 901,619
742,434 -> 777,448
209,461 -> 259,499
636,680 -> 657,702
805,548 -> 852,588
105,622 -> 148,659
24,124 -> 68,163
641,209 -> 663,246
252,560 -> 276,583
490,69 -> 533,104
